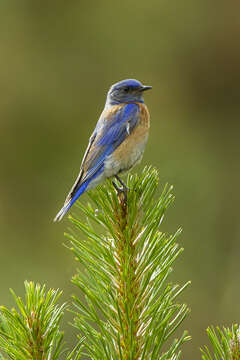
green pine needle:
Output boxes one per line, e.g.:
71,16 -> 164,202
0,281 -> 82,360
201,324 -> 240,360
67,166 -> 190,359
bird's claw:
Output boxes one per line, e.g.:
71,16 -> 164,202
112,176 -> 128,203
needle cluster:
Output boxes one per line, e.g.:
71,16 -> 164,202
201,324 -> 240,360
67,167 -> 190,359
0,281 -> 66,360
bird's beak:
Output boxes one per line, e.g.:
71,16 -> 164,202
140,85 -> 152,92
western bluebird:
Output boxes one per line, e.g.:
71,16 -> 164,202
54,79 -> 151,221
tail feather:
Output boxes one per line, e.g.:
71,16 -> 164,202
54,180 -> 90,222
54,166 -> 104,222
53,202 -> 71,222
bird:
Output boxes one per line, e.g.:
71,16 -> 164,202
54,79 -> 151,222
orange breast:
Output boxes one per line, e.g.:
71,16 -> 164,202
112,103 -> 150,163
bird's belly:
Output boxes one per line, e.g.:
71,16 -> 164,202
104,133 -> 148,177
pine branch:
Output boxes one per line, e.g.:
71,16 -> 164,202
0,281 -> 83,360
201,324 -> 240,360
67,166 -> 190,359
1,167 -> 239,360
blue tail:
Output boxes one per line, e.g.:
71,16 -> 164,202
54,180 -> 90,222
54,166 -> 104,222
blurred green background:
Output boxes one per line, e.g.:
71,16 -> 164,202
0,1 -> 239,358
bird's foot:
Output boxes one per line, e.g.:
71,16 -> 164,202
112,175 -> 128,203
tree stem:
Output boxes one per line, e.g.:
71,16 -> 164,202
113,192 -> 141,360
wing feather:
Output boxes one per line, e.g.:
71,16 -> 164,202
64,103 -> 139,204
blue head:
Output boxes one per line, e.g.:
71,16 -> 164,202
106,79 -> 152,106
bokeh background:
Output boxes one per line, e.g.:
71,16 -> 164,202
0,1 -> 239,359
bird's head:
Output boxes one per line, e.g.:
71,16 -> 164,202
106,79 -> 152,106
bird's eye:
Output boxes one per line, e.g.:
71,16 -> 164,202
124,86 -> 130,93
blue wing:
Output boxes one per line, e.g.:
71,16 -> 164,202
54,103 -> 139,221
81,102 -> 139,183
